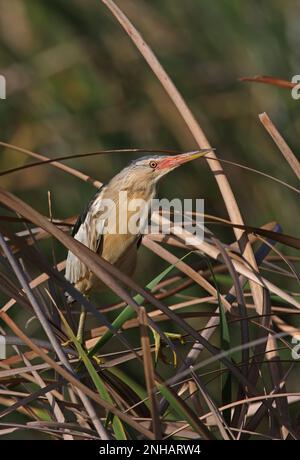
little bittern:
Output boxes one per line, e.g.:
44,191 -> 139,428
65,150 -> 211,342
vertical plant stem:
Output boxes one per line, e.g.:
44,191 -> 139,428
139,307 -> 162,439
0,233 -> 109,440
101,0 -> 263,314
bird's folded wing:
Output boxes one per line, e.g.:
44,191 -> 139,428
65,187 -> 105,285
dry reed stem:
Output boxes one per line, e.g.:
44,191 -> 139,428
101,0 -> 263,314
259,112 -> 300,181
0,311 -> 155,439
150,214 -> 300,309
138,307 -> 162,439
240,75 -> 296,89
0,141 -> 102,188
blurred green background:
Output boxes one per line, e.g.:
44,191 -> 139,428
0,0 -> 299,283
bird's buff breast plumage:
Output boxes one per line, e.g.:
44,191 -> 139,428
65,182 -> 155,298
65,151 -> 212,301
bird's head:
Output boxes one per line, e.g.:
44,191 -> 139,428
113,149 -> 213,191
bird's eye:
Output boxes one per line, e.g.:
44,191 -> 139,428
149,161 -> 158,169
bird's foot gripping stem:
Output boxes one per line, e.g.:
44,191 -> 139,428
92,355 -> 104,366
61,309 -> 86,349
151,328 -> 185,367
76,306 -> 87,346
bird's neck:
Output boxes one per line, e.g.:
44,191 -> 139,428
108,174 -> 157,202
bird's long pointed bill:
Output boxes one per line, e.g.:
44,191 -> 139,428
157,148 -> 214,169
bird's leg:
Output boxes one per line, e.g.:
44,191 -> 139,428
151,327 -> 185,367
76,305 -> 87,346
